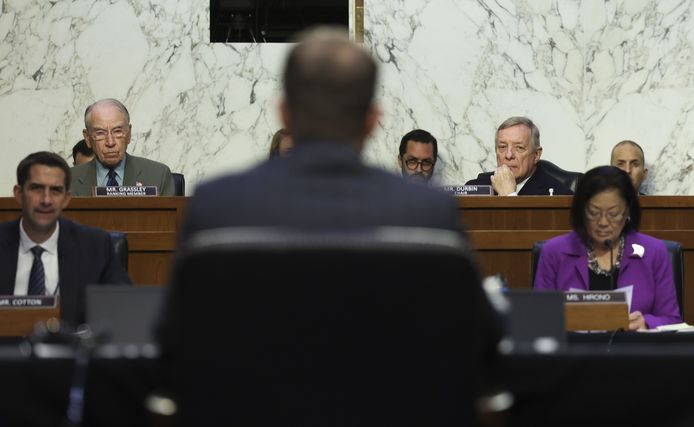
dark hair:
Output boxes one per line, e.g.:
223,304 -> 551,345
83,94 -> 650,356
283,27 -> 377,142
84,98 -> 130,129
72,139 -> 94,162
17,151 -> 72,191
399,129 -> 438,159
570,166 -> 640,241
269,128 -> 290,158
496,116 -> 540,149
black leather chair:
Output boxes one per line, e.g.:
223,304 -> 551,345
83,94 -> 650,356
538,159 -> 583,192
159,226 -> 498,427
172,173 -> 185,196
531,239 -> 684,317
108,231 -> 128,272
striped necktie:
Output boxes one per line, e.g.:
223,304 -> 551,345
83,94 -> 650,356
107,168 -> 118,186
28,246 -> 46,295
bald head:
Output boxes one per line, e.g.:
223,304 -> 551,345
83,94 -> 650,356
611,140 -> 648,192
282,27 -> 378,144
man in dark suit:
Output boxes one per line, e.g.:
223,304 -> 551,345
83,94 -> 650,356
0,152 -> 130,326
465,116 -> 573,195
162,28 -> 501,426
70,98 -> 175,196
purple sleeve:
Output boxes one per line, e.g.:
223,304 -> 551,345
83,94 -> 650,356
534,242 -> 560,291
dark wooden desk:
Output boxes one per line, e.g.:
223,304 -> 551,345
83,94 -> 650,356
457,195 -> 694,323
0,197 -> 187,285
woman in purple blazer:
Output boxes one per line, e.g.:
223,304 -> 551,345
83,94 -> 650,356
534,166 -> 681,329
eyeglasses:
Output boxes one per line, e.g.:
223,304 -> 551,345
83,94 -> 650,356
404,158 -> 435,172
585,209 -> 627,223
90,127 -> 128,142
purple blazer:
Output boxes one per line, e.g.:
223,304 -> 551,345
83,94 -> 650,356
534,231 -> 681,328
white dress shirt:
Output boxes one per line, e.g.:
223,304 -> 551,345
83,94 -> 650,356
14,219 -> 60,296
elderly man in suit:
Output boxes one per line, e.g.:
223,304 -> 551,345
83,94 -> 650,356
70,98 -> 175,196
465,116 -> 573,196
0,152 -> 130,326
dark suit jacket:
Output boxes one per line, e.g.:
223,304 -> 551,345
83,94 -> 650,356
465,162 -> 574,195
0,218 -> 131,326
70,153 -> 176,196
162,140 -> 502,426
180,141 -> 466,239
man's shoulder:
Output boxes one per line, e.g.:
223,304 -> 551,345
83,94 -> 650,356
59,218 -> 109,241
127,154 -> 172,172
70,161 -> 93,177
465,172 -> 493,186
524,167 -> 574,195
0,219 -> 19,240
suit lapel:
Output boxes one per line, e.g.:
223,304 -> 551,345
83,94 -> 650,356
0,219 -> 21,294
123,154 -> 143,186
79,160 -> 97,187
518,168 -> 545,196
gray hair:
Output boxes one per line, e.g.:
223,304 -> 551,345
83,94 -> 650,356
84,98 -> 131,129
495,116 -> 540,149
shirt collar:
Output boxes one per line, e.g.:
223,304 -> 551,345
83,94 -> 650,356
516,173 -> 532,192
95,155 -> 127,186
19,218 -> 60,255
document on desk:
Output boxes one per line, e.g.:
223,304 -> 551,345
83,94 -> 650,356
568,286 -> 633,312
654,323 -> 694,332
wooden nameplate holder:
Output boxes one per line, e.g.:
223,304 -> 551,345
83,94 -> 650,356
564,291 -> 629,331
0,296 -> 60,337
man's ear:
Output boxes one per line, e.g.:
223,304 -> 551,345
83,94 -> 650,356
62,191 -> 72,209
534,146 -> 543,163
82,130 -> 92,149
13,185 -> 22,207
279,99 -> 292,133
364,105 -> 381,138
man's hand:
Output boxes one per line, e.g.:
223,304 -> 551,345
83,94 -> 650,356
490,165 -> 517,196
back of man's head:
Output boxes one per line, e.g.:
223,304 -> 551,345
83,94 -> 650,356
283,27 -> 378,144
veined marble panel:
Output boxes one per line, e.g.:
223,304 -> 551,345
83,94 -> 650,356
1,1 -> 694,194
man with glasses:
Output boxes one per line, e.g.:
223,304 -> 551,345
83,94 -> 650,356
70,98 -> 175,196
398,129 -> 437,183
465,116 -> 573,196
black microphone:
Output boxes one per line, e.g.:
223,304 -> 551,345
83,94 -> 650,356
604,239 -> 615,290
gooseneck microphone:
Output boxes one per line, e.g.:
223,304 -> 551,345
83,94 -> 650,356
604,239 -> 615,290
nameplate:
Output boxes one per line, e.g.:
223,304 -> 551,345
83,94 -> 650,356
93,186 -> 158,196
442,185 -> 493,196
564,291 -> 626,303
0,296 -> 57,308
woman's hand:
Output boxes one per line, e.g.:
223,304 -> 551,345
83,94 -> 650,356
629,311 -> 647,331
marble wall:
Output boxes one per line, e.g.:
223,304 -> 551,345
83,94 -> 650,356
1,0 -> 694,195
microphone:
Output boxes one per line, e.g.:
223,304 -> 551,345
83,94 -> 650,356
604,239 -> 615,290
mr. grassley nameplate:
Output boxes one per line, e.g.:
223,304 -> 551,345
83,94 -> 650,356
442,185 -> 493,196
93,186 -> 158,196
564,291 -> 627,303
0,296 -> 57,308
